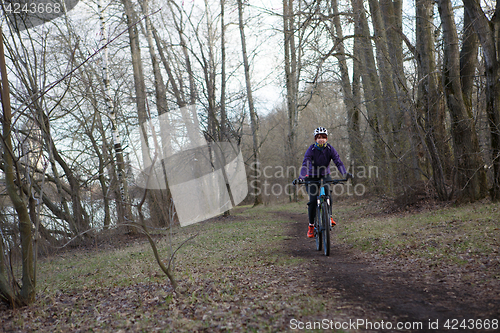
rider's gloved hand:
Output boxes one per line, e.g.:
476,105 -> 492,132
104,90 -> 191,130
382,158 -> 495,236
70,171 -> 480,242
346,172 -> 354,180
292,178 -> 303,185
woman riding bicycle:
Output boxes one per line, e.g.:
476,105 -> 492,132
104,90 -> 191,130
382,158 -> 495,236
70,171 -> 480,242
298,127 -> 351,238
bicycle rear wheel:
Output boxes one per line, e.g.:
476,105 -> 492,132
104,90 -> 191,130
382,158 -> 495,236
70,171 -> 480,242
315,205 -> 322,251
322,202 -> 330,256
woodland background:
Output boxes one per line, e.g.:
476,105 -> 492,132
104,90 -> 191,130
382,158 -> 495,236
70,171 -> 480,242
0,0 -> 499,307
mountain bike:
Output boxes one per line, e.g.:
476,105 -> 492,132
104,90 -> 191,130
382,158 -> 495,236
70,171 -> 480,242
293,177 -> 349,256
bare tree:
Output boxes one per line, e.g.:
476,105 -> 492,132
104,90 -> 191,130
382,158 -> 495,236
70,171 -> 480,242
238,0 -> 262,206
99,0 -> 131,227
0,25 -> 35,307
379,0 -> 421,187
351,0 -> 387,189
283,0 -> 300,199
330,0 -> 366,170
414,0 -> 451,200
138,0 -> 174,226
367,0 -> 399,194
220,0 -> 227,142
463,0 -> 500,201
437,0 -> 487,201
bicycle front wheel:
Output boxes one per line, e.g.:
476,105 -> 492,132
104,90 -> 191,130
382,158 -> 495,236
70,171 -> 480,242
322,201 -> 330,256
315,205 -> 322,251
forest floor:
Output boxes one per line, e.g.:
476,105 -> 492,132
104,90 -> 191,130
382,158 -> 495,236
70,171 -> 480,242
1,197 -> 499,332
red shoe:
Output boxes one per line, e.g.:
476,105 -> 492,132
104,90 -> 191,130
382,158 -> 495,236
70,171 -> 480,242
330,217 -> 336,227
307,224 -> 314,238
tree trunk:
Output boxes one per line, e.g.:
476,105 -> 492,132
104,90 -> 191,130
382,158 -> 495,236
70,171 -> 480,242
367,0 -> 398,194
99,0 -> 128,227
121,0 -> 148,164
438,0 -> 487,201
238,0 -> 262,206
220,0 -> 227,142
415,0 -> 451,200
87,114 -> 112,228
460,9 -> 479,110
379,0 -> 404,81
463,0 -> 500,201
284,0 -> 299,201
0,26 -> 35,306
221,0 -> 231,216
140,0 -> 174,226
203,0 -> 218,141
330,0 -> 366,171
352,0 -> 386,189
378,0 -> 419,187
122,0 -> 150,230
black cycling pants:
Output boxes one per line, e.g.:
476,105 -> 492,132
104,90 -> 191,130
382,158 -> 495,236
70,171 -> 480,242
305,175 -> 332,224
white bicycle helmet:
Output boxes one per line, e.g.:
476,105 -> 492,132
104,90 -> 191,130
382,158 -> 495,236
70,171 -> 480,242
313,127 -> 328,137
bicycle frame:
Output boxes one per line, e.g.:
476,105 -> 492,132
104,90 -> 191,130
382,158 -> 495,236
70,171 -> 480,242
299,178 -> 348,256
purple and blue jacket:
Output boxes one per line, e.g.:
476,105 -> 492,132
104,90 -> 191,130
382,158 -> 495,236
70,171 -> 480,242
299,143 -> 347,178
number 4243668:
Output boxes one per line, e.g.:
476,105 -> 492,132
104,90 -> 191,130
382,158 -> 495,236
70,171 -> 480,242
444,319 -> 498,330
2,1 -> 62,15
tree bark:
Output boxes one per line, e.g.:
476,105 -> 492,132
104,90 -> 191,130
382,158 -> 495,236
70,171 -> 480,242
284,0 -> 299,201
367,0 -> 398,194
437,0 -> 487,201
460,9 -> 479,109
121,0 -> 150,230
379,0 -> 419,187
330,0 -> 366,171
121,0 -> 149,164
415,0 -> 451,200
220,0 -> 227,142
352,0 -> 386,188
238,0 -> 262,206
0,26 -> 35,306
220,0 -> 231,215
99,0 -> 129,227
463,0 -> 500,200
139,0 -> 174,226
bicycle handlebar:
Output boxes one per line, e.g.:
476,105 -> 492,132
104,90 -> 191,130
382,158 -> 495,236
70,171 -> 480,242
292,177 -> 350,186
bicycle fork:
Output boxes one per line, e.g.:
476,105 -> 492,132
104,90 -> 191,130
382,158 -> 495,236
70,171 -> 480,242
316,187 -> 331,231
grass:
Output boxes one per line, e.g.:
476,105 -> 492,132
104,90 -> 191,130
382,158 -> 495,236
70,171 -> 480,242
333,199 -> 500,290
6,202 -> 349,332
335,201 -> 500,265
3,198 -> 500,332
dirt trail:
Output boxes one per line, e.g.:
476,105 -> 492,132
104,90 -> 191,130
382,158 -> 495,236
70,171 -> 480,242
283,211 -> 499,332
